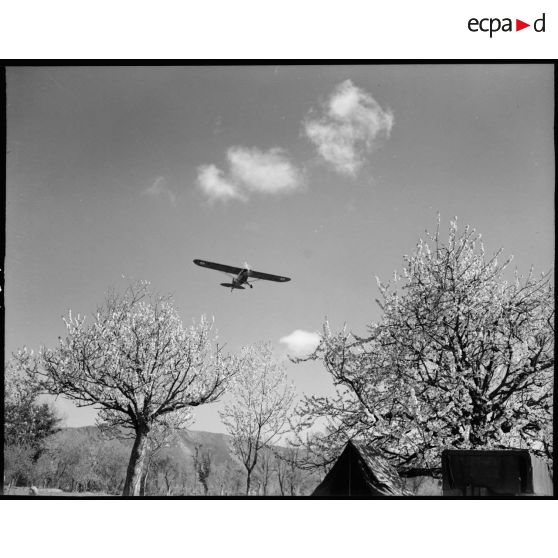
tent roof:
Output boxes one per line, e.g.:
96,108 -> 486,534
312,440 -> 411,497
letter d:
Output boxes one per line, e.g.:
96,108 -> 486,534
534,13 -> 545,32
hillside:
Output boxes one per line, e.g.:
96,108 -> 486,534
60,425 -> 235,459
26,426 -> 321,496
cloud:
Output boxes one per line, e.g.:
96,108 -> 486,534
198,146 -> 304,202
279,329 -> 321,358
228,146 -> 304,194
303,79 -> 394,176
197,164 -> 245,202
143,176 -> 176,205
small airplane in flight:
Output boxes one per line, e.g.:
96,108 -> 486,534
193,259 -> 291,292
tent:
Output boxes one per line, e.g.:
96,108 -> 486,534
442,449 -> 553,496
312,440 -> 411,497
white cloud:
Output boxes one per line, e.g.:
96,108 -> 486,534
143,176 -> 176,205
279,329 -> 321,358
228,146 -> 303,194
198,146 -> 304,202
197,164 -> 244,202
304,79 -> 394,176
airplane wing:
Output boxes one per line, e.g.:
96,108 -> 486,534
193,259 -> 244,275
249,269 -> 291,282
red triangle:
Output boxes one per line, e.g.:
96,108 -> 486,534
516,19 -> 530,31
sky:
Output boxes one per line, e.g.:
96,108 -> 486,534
5,65 -> 554,433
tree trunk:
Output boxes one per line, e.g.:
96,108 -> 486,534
139,455 -> 152,496
164,472 -> 173,496
123,425 -> 150,496
139,469 -> 147,496
245,471 -> 252,495
277,468 -> 285,496
469,398 -> 489,446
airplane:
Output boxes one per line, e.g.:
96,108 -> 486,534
193,259 -> 291,292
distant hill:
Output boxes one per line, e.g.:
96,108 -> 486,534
60,426 -> 242,466
175,430 -> 238,462
61,425 -> 294,462
47,426 -> 320,495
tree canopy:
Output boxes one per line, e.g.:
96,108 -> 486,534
15,281 -> 241,495
4,359 -> 61,488
5,359 -> 60,452
295,220 -> 554,472
220,343 -> 296,494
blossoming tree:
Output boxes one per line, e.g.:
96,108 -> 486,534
4,359 -> 61,489
16,281 -> 241,495
219,343 -> 296,495
295,220 -> 554,473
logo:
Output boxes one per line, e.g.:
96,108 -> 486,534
468,13 -> 546,37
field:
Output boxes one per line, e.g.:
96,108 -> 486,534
3,486 -> 111,497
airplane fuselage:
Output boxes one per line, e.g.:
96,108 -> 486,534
232,268 -> 251,288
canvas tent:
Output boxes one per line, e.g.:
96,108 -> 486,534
312,440 -> 410,497
442,449 -> 553,496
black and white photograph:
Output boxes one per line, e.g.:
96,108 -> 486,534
3,64 -> 554,499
